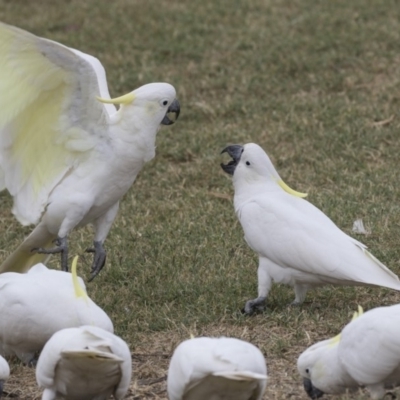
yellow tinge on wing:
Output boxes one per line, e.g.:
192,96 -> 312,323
71,256 -> 89,303
277,179 -> 308,198
0,24 -> 69,199
97,92 -> 135,105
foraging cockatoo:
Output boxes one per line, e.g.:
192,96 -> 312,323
0,356 -> 9,398
0,257 -> 112,364
0,22 -> 180,279
298,305 -> 400,399
36,325 -> 131,400
167,337 -> 268,400
220,143 -> 400,314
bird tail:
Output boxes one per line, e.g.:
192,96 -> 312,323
0,223 -> 56,273
213,370 -> 268,381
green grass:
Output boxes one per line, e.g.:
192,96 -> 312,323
1,0 -> 400,398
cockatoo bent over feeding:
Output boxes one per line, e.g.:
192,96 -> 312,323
167,337 -> 268,400
298,305 -> 400,399
0,22 -> 180,279
221,143 -> 400,314
36,325 -> 132,400
0,257 -> 112,364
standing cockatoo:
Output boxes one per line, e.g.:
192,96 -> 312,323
220,143 -> 400,314
298,304 -> 400,399
0,257 -> 112,364
0,22 -> 180,279
167,337 -> 268,400
36,325 -> 132,400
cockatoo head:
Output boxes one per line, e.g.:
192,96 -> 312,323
297,338 -> 354,398
221,143 -> 307,197
98,82 -> 180,125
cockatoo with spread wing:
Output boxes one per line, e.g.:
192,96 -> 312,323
0,356 -> 9,398
167,337 -> 268,400
36,325 -> 131,400
220,143 -> 400,314
0,257 -> 112,364
298,305 -> 400,399
0,22 -> 180,279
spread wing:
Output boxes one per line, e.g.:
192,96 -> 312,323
0,22 -> 114,225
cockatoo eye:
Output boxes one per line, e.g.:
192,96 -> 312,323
162,100 -> 168,106
246,161 -> 251,166
305,368 -> 310,374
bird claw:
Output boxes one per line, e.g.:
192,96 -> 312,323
32,237 -> 69,271
242,297 -> 267,315
86,241 -> 107,282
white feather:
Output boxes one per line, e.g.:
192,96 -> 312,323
298,304 -> 400,399
227,143 -> 400,309
0,22 -> 179,273
36,325 -> 131,400
0,264 -> 112,364
167,337 -> 267,400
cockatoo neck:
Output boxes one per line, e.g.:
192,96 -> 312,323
113,104 -> 162,141
232,172 -> 282,204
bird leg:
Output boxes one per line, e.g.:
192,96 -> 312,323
33,237 -> 69,272
291,284 -> 308,306
86,241 -> 107,281
243,296 -> 267,315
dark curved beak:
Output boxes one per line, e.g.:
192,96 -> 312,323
161,98 -> 180,125
220,144 -> 244,175
303,378 -> 324,399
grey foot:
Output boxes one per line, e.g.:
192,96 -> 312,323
27,356 -> 38,367
242,297 -> 267,315
33,237 -> 69,271
86,241 -> 107,281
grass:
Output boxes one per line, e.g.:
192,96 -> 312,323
1,0 -> 400,398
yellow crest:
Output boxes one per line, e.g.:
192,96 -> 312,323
277,179 -> 308,198
329,306 -> 364,347
71,256 -> 89,302
97,92 -> 135,105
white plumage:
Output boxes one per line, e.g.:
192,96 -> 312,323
167,337 -> 268,400
0,355 -> 9,397
0,22 -> 180,278
298,304 -> 400,399
221,143 -> 400,313
0,261 -> 112,364
36,325 -> 131,400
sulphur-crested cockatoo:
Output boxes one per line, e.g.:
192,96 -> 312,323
167,337 -> 268,400
0,257 -> 112,364
36,325 -> 131,400
221,143 -> 400,314
298,304 -> 400,399
0,356 -> 9,397
0,22 -> 180,279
